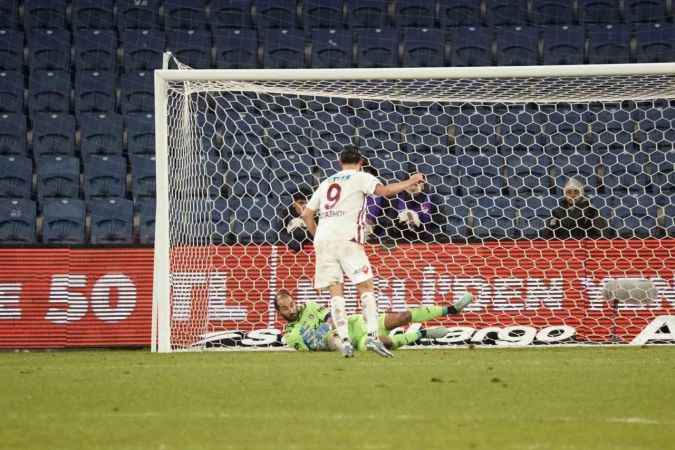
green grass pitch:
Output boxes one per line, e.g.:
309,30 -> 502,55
2,347 -> 674,450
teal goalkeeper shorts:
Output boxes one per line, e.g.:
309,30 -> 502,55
348,314 -> 387,351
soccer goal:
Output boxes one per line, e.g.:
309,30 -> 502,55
152,58 -> 675,352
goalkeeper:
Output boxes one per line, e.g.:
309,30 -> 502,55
275,289 -> 473,353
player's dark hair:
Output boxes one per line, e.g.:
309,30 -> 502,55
274,289 -> 292,310
340,146 -> 363,165
292,186 -> 312,202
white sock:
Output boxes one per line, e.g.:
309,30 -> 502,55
361,292 -> 378,337
331,296 -> 349,343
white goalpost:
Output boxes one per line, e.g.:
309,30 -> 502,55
152,58 -> 675,352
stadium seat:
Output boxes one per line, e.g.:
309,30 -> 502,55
121,30 -> 166,72
401,28 -> 445,67
439,0 -> 484,27
579,0 -> 623,24
210,0 -> 253,29
395,0 -> 436,28
28,70 -> 71,115
0,198 -> 36,243
495,26 -> 539,66
74,29 -> 117,71
531,0 -> 576,25
486,0 -> 530,26
472,196 -> 518,240
167,29 -> 212,69
24,0 -> 67,30
126,113 -> 155,157
356,28 -> 398,68
634,23 -> 675,63
74,70 -> 116,115
254,0 -> 298,29
350,0 -> 389,28
0,0 -> 19,29
0,113 -> 26,156
28,29 -> 71,71
624,0 -> 667,23
116,0 -> 162,30
541,25 -> 585,65
42,198 -> 86,244
449,27 -> 493,66
83,155 -> 127,200
130,155 -> 156,202
0,30 -> 24,71
214,29 -> 258,69
136,199 -> 156,244
73,0 -> 114,29
79,113 -> 124,158
89,198 -> 134,244
311,29 -> 353,68
267,147 -> 315,193
304,0 -> 346,29
0,71 -> 24,114
120,71 -> 154,114
587,24 -> 631,64
0,155 -> 32,199
32,113 -> 75,158
165,0 -> 208,30
230,195 -> 278,244
263,29 -> 306,68
36,155 -> 80,201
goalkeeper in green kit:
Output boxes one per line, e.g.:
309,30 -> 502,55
275,289 -> 474,353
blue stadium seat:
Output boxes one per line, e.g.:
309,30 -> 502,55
625,0 -> 667,23
519,195 -> 553,238
116,0 -> 162,30
79,113 -> 124,157
304,0 -> 345,29
120,71 -> 154,114
268,147 -> 314,193
401,28 -> 445,67
73,0 -> 114,29
579,0 -> 623,24
214,29 -> 258,69
136,199 -> 155,244
165,0 -> 208,30
255,0 -> 298,29
42,198 -> 86,244
495,26 -> 539,65
89,198 -> 134,244
28,70 -> 70,115
0,155 -> 32,198
227,146 -> 272,196
0,198 -> 36,243
541,25 -> 585,65
472,196 -> 518,240
230,195 -> 278,244
311,29 -> 353,68
74,70 -> 116,115
0,71 -> 24,114
439,0 -> 483,27
167,29 -> 212,69
210,0 -> 253,29
74,29 -> 117,71
455,155 -> 505,196
263,29 -> 306,68
32,113 -> 75,158
36,156 -> 80,201
531,0 -> 576,25
350,0 -> 389,28
396,0 -> 436,28
356,28 -> 398,68
635,23 -> 675,63
449,27 -> 493,66
486,0 -> 530,26
24,0 -> 67,30
28,29 -> 71,70
130,155 -> 156,202
0,0 -> 19,29
505,154 -> 550,196
587,24 -> 631,64
83,155 -> 126,200
0,30 -> 23,71
0,113 -> 26,156
126,113 -> 155,157
121,30 -> 166,72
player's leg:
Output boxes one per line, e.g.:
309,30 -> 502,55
355,279 -> 392,357
403,291 -> 475,323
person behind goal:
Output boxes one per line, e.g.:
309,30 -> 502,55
301,146 -> 426,358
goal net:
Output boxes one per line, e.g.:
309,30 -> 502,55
153,61 -> 675,352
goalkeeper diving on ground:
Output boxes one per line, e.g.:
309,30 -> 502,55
275,289 -> 474,353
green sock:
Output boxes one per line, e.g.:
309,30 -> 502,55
410,305 -> 447,323
391,331 -> 422,349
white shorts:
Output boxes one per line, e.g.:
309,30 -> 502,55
314,241 -> 373,290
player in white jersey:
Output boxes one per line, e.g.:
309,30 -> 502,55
302,147 -> 425,358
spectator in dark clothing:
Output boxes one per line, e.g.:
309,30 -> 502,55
279,187 -> 314,252
543,178 -> 615,240
386,183 -> 446,243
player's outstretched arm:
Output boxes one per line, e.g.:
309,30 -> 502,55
374,173 -> 425,198
301,207 -> 317,236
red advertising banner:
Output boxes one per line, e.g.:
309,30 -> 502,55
1,239 -> 674,349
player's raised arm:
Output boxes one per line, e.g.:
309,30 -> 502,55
374,172 -> 426,198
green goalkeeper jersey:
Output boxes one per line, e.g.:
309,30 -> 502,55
283,302 -> 332,351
